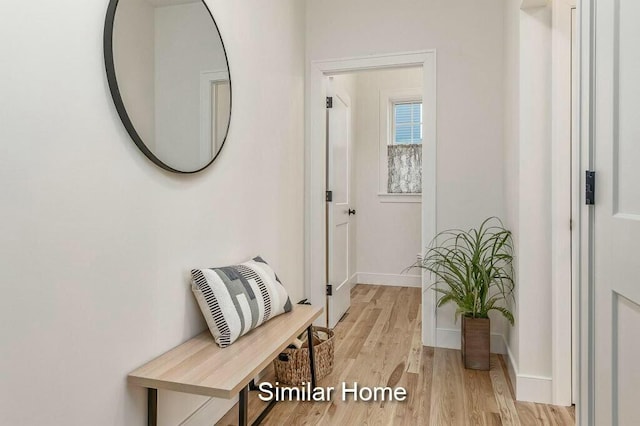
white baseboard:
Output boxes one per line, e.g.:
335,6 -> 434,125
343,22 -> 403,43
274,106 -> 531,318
515,374 -> 553,404
180,370 -> 268,425
504,340 -> 518,394
503,339 -> 553,404
357,272 -> 421,288
180,397 -> 236,426
435,327 -> 507,354
349,272 -> 358,289
435,331 -> 552,404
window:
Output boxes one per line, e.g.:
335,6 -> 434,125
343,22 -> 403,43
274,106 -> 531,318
387,100 -> 423,194
393,102 -> 423,144
378,89 -> 424,201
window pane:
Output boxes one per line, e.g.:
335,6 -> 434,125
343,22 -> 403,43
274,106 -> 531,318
412,124 -> 422,142
395,104 -> 411,124
393,101 -> 423,145
395,125 -> 412,144
412,103 -> 422,123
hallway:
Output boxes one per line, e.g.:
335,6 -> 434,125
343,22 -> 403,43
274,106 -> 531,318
218,285 -> 575,425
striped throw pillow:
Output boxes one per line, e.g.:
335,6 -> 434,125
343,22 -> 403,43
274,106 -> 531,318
191,256 -> 292,348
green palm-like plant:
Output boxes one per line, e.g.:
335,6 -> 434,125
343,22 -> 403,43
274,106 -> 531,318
412,217 -> 515,324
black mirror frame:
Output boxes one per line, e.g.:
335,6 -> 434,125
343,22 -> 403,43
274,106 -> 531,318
103,0 -> 232,174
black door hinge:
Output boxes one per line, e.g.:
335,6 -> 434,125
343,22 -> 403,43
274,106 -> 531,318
585,170 -> 595,205
326,284 -> 333,296
326,97 -> 333,108
326,190 -> 333,202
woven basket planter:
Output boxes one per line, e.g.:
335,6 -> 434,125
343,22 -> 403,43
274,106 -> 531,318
273,326 -> 334,386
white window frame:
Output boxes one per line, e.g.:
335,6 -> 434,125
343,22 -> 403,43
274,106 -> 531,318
378,88 -> 423,202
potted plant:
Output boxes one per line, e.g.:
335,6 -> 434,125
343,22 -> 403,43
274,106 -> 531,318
412,217 -> 514,370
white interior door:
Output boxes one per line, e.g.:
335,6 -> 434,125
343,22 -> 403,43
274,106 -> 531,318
592,0 -> 640,423
326,90 -> 352,329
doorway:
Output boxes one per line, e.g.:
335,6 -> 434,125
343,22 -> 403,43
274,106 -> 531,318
325,68 -> 425,328
305,51 -> 437,344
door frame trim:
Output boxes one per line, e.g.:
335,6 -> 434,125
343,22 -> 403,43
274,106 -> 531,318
551,0 -> 579,406
576,0 -> 595,424
304,50 -> 437,346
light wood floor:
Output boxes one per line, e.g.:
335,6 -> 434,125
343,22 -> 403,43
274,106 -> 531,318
217,285 -> 575,425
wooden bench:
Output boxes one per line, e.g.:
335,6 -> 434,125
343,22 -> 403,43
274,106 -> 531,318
128,304 -> 323,426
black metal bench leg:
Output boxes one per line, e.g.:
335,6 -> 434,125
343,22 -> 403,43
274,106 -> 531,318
244,326 -> 317,426
251,397 -> 277,426
306,325 -> 317,388
239,385 -> 249,426
148,388 -> 158,426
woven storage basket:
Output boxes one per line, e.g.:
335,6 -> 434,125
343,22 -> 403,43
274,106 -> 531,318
273,326 -> 334,386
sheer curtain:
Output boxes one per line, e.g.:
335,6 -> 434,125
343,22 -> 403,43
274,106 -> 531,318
387,144 -> 422,193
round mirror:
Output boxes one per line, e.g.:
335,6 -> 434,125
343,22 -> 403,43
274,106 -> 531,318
104,0 -> 231,173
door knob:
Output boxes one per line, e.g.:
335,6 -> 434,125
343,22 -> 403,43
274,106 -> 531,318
348,209 -> 356,216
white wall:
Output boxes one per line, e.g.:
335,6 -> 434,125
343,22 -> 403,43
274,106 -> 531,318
352,68 -> 423,286
503,0 -> 555,404
518,3 -> 553,397
0,0 -> 305,425
306,0 -> 506,339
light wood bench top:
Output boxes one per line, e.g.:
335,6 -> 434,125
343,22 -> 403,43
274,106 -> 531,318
128,304 -> 323,399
